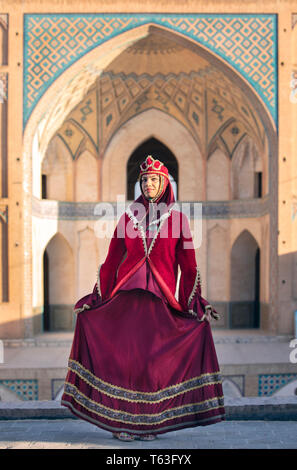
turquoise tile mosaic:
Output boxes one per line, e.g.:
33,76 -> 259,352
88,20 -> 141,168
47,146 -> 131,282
0,379 -> 38,400
23,13 -> 277,128
258,374 -> 297,396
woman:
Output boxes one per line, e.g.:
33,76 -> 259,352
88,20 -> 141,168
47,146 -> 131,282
61,155 -> 225,442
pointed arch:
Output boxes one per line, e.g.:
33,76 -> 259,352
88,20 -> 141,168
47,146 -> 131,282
102,108 -> 202,201
25,22 -> 276,153
43,233 -> 74,331
75,150 -> 98,202
232,136 -> 264,200
207,148 -> 230,201
127,137 -> 178,200
230,229 -> 260,328
231,229 -> 259,300
41,136 -> 73,201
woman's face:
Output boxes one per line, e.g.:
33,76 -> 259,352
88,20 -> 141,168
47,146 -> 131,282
141,174 -> 160,199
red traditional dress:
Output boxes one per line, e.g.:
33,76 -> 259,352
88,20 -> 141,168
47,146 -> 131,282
61,156 -> 225,436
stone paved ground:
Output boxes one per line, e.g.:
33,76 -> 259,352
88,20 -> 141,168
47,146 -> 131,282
0,419 -> 296,449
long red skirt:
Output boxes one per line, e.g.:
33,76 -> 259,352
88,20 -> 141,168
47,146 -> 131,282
61,288 -> 225,435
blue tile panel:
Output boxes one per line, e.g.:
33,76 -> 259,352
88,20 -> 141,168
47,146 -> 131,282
23,13 -> 277,128
258,374 -> 297,396
0,379 -> 39,400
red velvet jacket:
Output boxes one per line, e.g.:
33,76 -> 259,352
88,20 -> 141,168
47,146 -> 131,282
74,206 -> 219,323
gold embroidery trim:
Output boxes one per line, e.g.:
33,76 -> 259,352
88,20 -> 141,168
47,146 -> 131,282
67,360 -> 222,404
69,359 -> 221,397
126,206 -> 148,256
187,266 -> 201,308
63,381 -> 225,426
126,204 -> 174,258
74,304 -> 91,315
147,207 -> 173,258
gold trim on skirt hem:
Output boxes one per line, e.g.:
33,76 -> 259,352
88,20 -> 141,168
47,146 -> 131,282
61,399 -> 226,434
62,381 -> 225,426
67,358 -> 224,404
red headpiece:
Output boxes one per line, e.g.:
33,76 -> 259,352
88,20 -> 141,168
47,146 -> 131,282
139,155 -> 169,180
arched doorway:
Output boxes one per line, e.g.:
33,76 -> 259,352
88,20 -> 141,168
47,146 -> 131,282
230,230 -> 260,328
43,233 -> 74,331
231,136 -> 263,200
127,137 -> 178,200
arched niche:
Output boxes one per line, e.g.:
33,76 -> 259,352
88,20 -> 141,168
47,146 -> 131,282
75,150 -> 98,202
41,136 -> 73,201
127,137 -> 178,200
230,229 -> 260,328
43,233 -> 74,331
231,136 -> 263,200
207,148 -> 230,201
102,108 -> 203,201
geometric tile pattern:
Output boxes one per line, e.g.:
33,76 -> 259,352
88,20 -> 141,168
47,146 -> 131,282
95,70 -> 265,158
0,379 -> 38,400
258,374 -> 297,396
54,66 -> 265,161
163,15 -> 277,117
23,14 -> 277,127
56,86 -> 98,160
